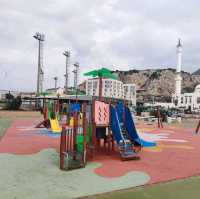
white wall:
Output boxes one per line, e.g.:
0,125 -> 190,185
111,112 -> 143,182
172,85 -> 200,111
144,102 -> 175,109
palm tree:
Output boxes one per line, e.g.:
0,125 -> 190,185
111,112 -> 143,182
84,67 -> 117,100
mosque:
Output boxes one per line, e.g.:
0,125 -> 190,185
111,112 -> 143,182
172,39 -> 200,111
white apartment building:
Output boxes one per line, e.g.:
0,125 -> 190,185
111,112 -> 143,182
123,84 -> 137,105
86,78 -> 136,105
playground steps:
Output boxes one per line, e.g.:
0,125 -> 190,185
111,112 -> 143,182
118,142 -> 139,160
121,129 -> 130,139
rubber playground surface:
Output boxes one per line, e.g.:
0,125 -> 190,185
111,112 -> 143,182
0,116 -> 200,198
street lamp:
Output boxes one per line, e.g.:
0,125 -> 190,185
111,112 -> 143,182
53,77 -> 58,89
63,51 -> 70,94
33,32 -> 45,95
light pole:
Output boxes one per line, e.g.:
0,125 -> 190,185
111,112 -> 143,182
33,32 -> 45,95
63,51 -> 70,94
73,62 -> 79,101
54,77 -> 58,89
73,62 -> 79,90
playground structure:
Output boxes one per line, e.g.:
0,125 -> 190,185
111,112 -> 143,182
58,97 -> 156,170
34,90 -> 160,170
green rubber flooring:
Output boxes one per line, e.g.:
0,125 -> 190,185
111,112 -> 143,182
91,175 -> 200,199
0,118 -> 11,139
0,149 -> 150,199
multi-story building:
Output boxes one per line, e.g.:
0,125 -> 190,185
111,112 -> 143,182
123,84 -> 137,105
86,78 -> 136,105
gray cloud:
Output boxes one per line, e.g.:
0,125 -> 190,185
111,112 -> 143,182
0,0 -> 200,91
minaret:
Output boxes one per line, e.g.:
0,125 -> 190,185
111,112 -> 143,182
174,39 -> 182,104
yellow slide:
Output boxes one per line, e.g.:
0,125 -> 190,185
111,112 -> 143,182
50,119 -> 61,133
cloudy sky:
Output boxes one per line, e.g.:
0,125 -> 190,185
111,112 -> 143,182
0,0 -> 200,91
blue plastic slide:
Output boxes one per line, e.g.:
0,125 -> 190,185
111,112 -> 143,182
116,102 -> 156,147
110,105 -> 124,144
110,106 -> 138,159
125,107 -> 156,147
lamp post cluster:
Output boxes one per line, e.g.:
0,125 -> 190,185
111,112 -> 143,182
33,32 -> 80,95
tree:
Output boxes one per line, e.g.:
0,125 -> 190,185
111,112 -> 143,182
5,91 -> 14,100
5,95 -> 22,110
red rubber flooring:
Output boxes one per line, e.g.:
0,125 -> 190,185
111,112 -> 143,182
0,120 -> 60,154
0,119 -> 200,184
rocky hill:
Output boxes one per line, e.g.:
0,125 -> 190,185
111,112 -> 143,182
192,68 -> 200,75
114,68 -> 200,97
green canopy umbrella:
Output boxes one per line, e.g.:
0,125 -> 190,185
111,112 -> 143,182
84,67 -> 117,100
84,67 -> 117,79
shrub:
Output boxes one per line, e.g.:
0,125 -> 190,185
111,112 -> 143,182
149,72 -> 161,80
5,95 -> 22,110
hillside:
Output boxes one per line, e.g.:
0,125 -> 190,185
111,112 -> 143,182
114,68 -> 200,97
79,68 -> 200,99
192,68 -> 200,75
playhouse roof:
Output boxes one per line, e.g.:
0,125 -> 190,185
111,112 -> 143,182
84,67 -> 117,80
